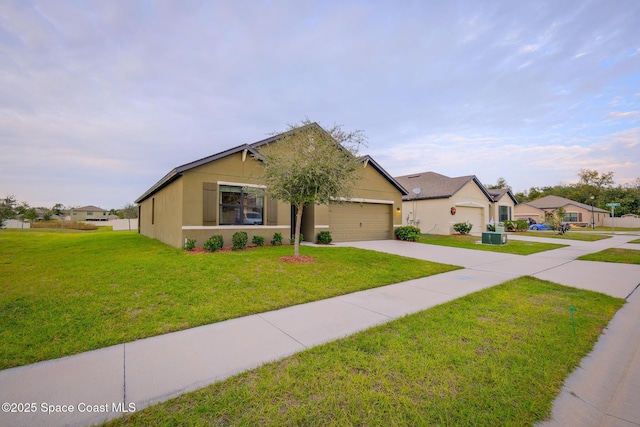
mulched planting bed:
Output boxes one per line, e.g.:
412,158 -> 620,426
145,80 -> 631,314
279,255 -> 317,263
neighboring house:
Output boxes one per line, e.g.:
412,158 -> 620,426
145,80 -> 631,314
135,123 -> 407,248
487,188 -> 519,224
394,171 -> 512,235
514,195 -> 609,227
70,206 -> 109,222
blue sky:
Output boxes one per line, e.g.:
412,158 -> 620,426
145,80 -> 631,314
1,0 -> 639,209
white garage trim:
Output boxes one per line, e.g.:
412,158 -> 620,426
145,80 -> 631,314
454,201 -> 485,208
331,197 -> 394,205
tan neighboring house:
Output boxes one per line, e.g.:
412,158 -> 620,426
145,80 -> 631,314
70,205 -> 108,222
394,172 -> 515,235
514,195 -> 609,227
135,123 -> 407,248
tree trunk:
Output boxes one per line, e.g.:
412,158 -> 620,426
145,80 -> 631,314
294,203 -> 304,257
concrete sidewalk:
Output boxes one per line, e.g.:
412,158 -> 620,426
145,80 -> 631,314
1,234 -> 639,427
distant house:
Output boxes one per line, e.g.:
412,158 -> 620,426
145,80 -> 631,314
394,171 -> 516,235
135,123 -> 407,248
514,195 -> 609,227
70,206 -> 108,222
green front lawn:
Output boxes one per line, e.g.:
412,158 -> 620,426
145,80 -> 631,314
0,230 -> 460,370
418,234 -> 566,254
106,277 -> 623,426
526,231 -> 612,241
578,248 -> 640,264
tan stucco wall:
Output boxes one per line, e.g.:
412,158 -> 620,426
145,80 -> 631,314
489,197 -> 516,224
353,163 -> 404,227
514,205 -> 546,223
402,181 -> 490,235
181,152 -> 265,226
138,178 -> 184,248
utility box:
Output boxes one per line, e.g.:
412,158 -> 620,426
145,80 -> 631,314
482,232 -> 507,245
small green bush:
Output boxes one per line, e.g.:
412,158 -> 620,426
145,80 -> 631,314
394,226 -> 421,241
317,231 -> 333,244
271,232 -> 283,246
203,235 -> 224,252
290,233 -> 304,244
453,221 -> 473,235
183,238 -> 196,251
232,231 -> 248,251
252,235 -> 265,247
503,219 -> 529,232
503,220 -> 516,232
487,223 -> 496,232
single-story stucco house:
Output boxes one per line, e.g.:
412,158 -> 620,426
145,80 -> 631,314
394,171 -> 516,235
514,195 -> 609,227
136,123 -> 407,248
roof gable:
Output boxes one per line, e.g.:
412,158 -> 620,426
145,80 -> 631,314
136,123 -> 406,202
74,205 -> 106,212
394,171 -> 493,201
487,188 -> 518,204
527,195 -> 609,213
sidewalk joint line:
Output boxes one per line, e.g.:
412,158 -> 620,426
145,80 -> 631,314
625,282 -> 640,300
123,343 -> 127,407
335,296 -> 395,319
256,314 -> 309,349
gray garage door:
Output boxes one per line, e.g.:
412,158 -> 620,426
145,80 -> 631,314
329,202 -> 391,242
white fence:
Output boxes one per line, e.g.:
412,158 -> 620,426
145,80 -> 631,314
2,219 -> 30,229
92,218 -> 138,231
603,216 -> 640,229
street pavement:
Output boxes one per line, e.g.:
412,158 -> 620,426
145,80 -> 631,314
0,233 -> 638,427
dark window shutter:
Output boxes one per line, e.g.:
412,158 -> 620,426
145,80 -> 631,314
267,198 -> 278,225
203,183 -> 217,225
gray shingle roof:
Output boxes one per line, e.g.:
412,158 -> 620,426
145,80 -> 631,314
394,171 -> 493,201
136,123 -> 407,203
524,195 -> 609,213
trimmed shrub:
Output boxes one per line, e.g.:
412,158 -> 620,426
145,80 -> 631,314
453,221 -> 473,235
394,225 -> 421,241
290,233 -> 304,244
271,232 -> 283,246
183,238 -> 196,251
503,220 -> 516,232
232,231 -> 248,251
317,231 -> 332,244
252,235 -> 265,247
203,235 -> 224,252
503,219 -> 529,232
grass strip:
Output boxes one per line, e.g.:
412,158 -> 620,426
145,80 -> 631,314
578,248 -> 640,264
526,231 -> 612,241
0,230 -> 459,369
419,234 -> 567,254
105,277 -> 623,426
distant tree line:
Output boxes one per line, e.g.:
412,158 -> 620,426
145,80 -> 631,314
507,169 -> 640,216
0,196 -> 138,228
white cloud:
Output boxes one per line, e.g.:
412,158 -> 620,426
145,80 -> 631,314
1,0 -> 640,206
